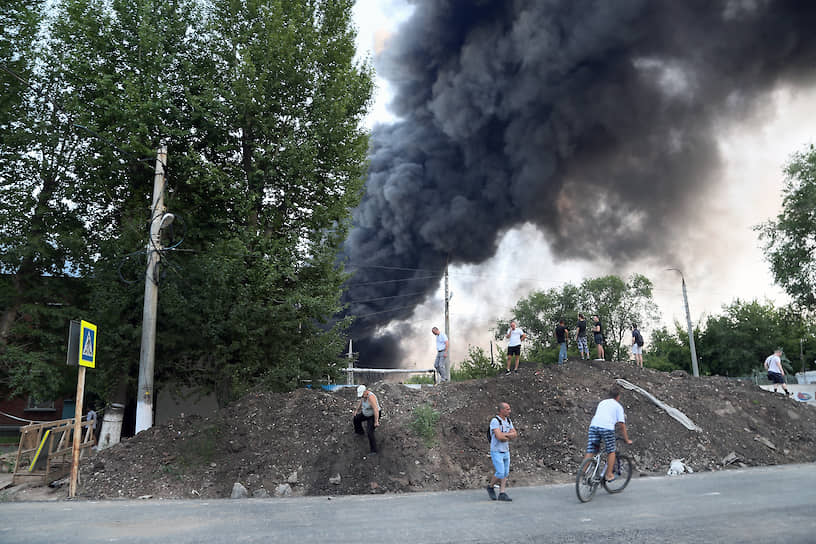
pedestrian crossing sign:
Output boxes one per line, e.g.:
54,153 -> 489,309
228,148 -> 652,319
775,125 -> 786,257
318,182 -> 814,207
79,320 -> 97,368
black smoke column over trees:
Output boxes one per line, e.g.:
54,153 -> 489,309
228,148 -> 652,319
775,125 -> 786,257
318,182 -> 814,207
342,0 -> 816,367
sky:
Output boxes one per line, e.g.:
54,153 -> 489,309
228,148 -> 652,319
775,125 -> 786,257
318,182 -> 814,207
350,0 -> 816,370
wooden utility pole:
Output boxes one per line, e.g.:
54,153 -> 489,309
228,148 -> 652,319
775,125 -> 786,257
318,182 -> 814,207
135,146 -> 167,434
69,366 -> 86,498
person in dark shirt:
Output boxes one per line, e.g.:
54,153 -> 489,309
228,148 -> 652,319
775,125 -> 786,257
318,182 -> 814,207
576,313 -> 589,360
592,315 -> 605,361
555,320 -> 569,365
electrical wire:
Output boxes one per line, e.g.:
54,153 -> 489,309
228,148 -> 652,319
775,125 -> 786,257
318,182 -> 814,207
353,304 -> 422,319
346,275 -> 441,287
346,291 -> 427,304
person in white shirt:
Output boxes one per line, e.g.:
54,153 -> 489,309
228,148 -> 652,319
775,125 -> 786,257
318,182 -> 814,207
505,321 -> 526,375
764,348 -> 791,396
583,386 -> 632,482
432,327 -> 450,383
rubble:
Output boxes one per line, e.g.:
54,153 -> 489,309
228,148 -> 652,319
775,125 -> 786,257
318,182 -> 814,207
77,360 -> 816,499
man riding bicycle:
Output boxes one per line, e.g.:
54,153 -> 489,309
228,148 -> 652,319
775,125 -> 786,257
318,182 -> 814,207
583,386 -> 632,482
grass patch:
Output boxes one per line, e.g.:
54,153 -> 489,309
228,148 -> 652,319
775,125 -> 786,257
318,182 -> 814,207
411,403 -> 440,447
405,375 -> 434,384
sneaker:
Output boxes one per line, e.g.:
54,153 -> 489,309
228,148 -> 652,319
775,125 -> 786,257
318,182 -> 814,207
486,486 -> 497,500
505,370 -> 511,375
498,492 -> 512,502
513,369 -> 518,374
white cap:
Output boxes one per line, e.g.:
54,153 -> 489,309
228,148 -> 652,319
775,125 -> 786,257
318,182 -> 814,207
357,385 -> 367,397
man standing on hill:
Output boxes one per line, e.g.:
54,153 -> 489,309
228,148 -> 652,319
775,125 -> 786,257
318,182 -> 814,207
555,319 -> 569,365
764,348 -> 791,396
432,327 -> 450,383
592,315 -> 605,361
631,324 -> 644,368
487,402 -> 517,502
505,320 -> 526,375
576,314 -> 589,360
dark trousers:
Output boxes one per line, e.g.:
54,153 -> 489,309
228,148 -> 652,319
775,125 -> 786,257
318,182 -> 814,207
353,412 -> 378,453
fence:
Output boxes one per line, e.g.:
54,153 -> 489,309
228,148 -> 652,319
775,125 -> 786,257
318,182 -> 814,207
12,417 -> 96,486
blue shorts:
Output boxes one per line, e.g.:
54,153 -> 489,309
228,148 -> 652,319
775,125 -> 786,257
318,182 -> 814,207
586,426 -> 616,454
490,450 -> 510,479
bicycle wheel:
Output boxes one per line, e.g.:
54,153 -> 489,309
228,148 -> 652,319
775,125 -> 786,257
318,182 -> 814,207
602,454 -> 633,493
576,457 -> 600,503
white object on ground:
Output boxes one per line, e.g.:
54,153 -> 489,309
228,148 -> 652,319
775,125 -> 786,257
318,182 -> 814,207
616,379 -> 703,432
668,459 -> 694,475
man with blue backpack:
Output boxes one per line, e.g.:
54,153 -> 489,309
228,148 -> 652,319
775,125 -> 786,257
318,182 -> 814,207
486,402 -> 517,502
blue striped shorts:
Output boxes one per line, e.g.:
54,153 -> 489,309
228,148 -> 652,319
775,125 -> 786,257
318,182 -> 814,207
587,426 -> 616,454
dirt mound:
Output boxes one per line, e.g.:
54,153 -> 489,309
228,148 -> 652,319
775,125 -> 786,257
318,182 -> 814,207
80,361 -> 816,499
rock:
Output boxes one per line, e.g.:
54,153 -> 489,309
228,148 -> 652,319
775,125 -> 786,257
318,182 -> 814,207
370,481 -> 379,490
721,452 -> 739,466
274,484 -> 291,497
754,435 -> 777,450
138,494 -> 153,499
287,470 -> 298,484
670,370 -> 689,378
329,474 -> 342,485
253,488 -> 270,498
230,482 -> 248,499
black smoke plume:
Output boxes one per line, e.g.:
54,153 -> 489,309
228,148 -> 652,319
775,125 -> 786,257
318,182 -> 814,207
343,0 -> 816,367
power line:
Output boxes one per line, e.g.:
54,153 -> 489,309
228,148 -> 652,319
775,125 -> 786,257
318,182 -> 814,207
353,304 -> 421,319
346,291 -> 427,304
346,275 -> 440,287
347,264 -> 439,273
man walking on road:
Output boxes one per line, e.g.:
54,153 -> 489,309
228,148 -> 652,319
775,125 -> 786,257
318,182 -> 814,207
487,402 -> 517,502
764,348 -> 791,396
576,313 -> 589,360
432,327 -> 450,383
555,320 -> 569,365
505,321 -> 526,375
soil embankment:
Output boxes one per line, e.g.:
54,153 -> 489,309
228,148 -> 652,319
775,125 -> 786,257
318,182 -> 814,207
79,360 -> 816,499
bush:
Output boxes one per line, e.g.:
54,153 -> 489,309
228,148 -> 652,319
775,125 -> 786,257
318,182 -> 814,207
405,374 -> 434,385
410,403 -> 440,447
451,346 -> 502,381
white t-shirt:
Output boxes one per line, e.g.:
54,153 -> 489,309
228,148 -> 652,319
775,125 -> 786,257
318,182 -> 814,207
765,355 -> 783,374
507,327 -> 524,347
435,332 -> 448,352
589,398 -> 625,431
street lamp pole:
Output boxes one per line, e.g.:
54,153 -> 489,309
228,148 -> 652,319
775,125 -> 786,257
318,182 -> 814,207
667,268 -> 700,377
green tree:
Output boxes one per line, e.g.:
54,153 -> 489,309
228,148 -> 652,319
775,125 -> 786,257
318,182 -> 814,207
496,274 -> 659,363
0,0 -> 373,407
579,274 -> 660,360
646,324 -> 693,372
698,299 -> 812,377
757,145 -> 816,311
0,0 -> 91,400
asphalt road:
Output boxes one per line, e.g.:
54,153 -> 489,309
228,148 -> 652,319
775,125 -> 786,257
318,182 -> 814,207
1,464 -> 815,543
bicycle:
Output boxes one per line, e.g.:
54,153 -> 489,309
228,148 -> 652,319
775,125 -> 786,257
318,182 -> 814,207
575,438 -> 633,503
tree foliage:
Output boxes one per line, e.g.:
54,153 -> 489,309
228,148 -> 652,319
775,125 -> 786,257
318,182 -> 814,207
647,299 -> 814,377
496,274 -> 659,362
758,145 -> 816,311
0,0 -> 372,405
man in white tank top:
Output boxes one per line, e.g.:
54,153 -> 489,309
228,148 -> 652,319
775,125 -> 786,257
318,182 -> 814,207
764,348 -> 791,396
